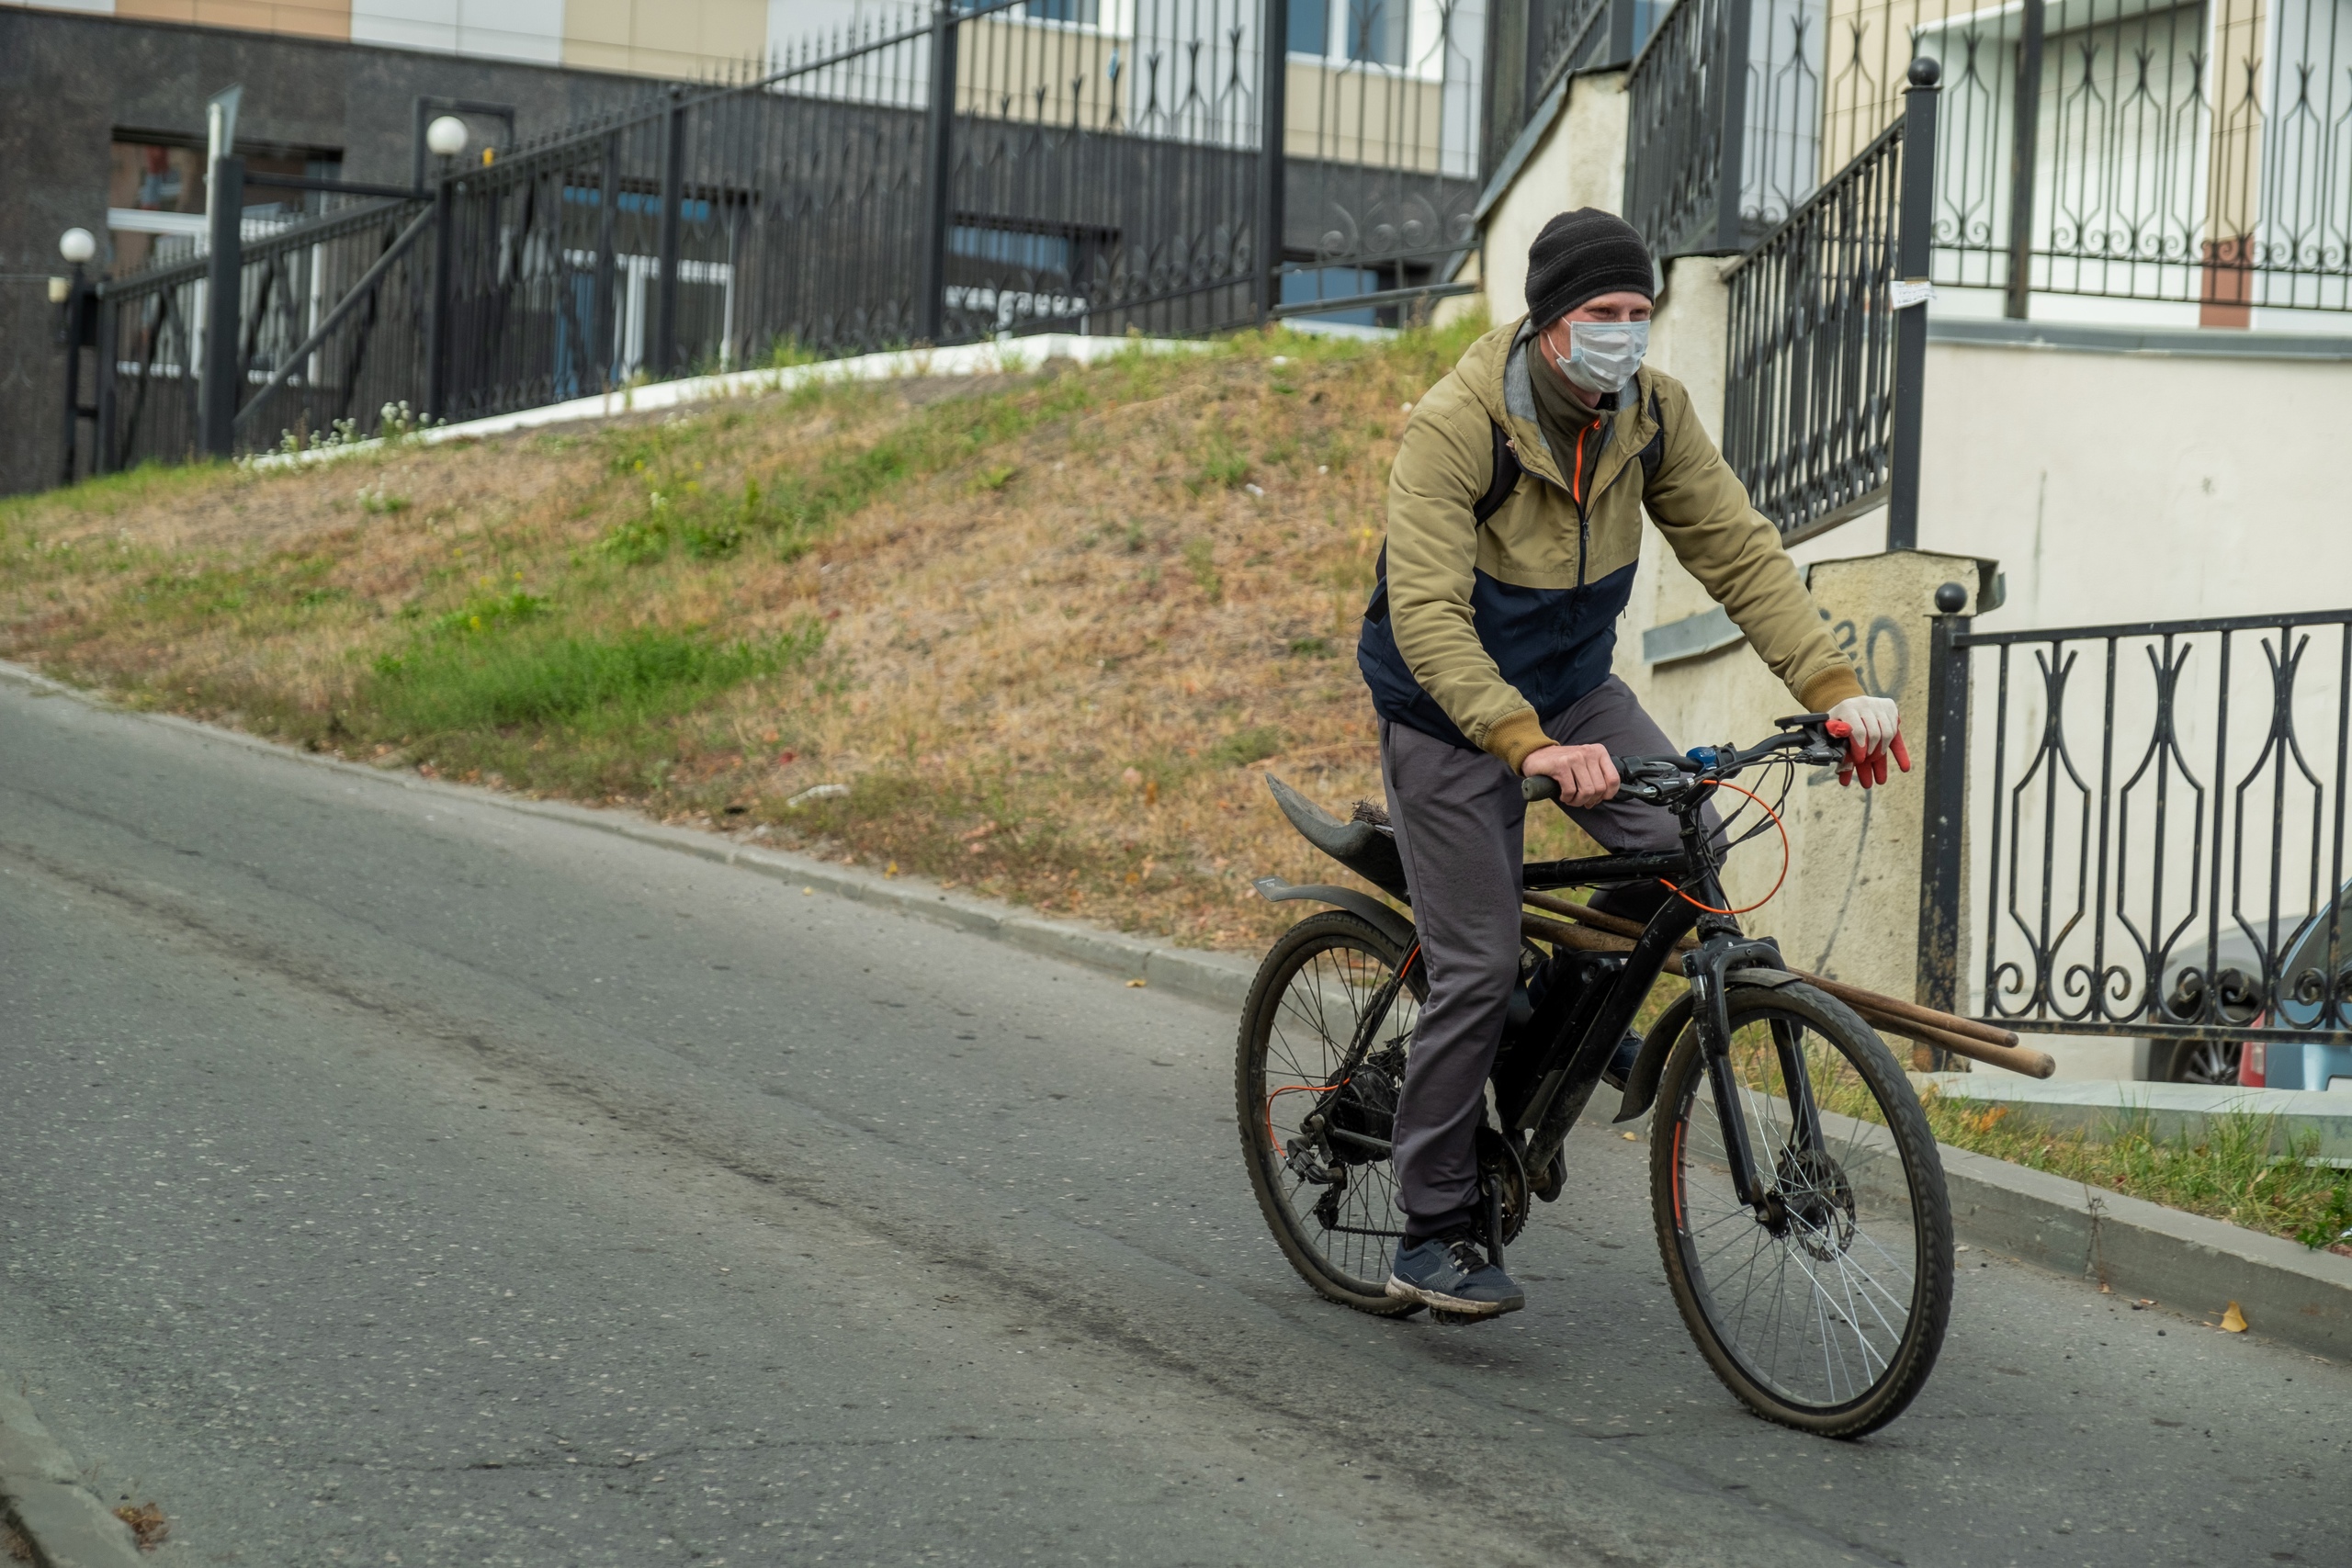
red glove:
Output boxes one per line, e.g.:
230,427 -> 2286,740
1826,719 -> 1913,789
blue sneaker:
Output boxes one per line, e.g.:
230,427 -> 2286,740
1385,1229 -> 1526,1317
1604,1032 -> 1643,1090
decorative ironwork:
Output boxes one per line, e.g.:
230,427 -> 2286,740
1825,0 -> 2352,314
1624,0 -> 1747,258
1527,0 -> 1613,105
1274,0 -> 1482,324
1720,120 -> 1903,538
1953,610 -> 2352,1047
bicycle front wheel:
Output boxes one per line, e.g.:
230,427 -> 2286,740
1650,981 -> 1952,1438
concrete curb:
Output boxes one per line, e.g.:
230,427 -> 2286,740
0,1389 -> 147,1568
1937,1141 -> 2352,1359
6,660 -> 2347,1364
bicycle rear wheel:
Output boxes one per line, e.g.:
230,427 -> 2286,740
1236,909 -> 1424,1315
1650,981 -> 1952,1438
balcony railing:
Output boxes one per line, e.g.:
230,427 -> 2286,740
1631,0 -> 2352,316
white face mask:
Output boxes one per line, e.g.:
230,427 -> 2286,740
1549,319 -> 1650,397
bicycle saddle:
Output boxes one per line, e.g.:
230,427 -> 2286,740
1265,774 -> 1410,901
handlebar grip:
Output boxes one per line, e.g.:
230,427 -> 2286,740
1521,775 -> 1562,803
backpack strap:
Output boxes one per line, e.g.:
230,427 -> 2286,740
1366,422 -> 1522,626
1636,388 -> 1665,489
1474,419 -> 1523,525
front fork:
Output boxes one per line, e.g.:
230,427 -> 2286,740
1683,922 -> 1824,1225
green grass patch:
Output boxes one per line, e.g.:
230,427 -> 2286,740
369,616 -> 822,738
1925,1095 -> 2352,1251
1207,725 -> 1285,768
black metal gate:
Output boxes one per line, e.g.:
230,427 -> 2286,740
1917,605 -> 2352,1077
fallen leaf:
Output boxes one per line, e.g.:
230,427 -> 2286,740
1125,977 -> 1148,988
2220,1302 -> 2248,1333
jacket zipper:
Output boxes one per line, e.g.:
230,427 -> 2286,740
1572,421 -> 1592,588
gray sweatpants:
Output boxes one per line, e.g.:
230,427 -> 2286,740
1377,675 -> 1714,1240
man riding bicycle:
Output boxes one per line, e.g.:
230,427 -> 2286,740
1358,209 -> 1904,1320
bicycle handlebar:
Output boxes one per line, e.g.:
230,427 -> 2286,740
1519,714 -> 1886,807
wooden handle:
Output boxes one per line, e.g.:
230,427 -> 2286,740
1791,971 -> 2020,1051
1516,893 -> 2048,1077
1845,1007 -> 2057,1079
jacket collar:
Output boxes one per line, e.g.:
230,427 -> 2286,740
1479,317 -> 1656,497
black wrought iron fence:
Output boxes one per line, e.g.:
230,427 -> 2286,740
64,0 -> 1491,477
1824,0 -> 2352,317
99,196 -> 435,469
1721,120 -> 1903,540
1920,608 -> 2352,1074
1721,57 -> 1939,544
1623,0 -> 1748,258
1625,0 -> 2351,314
1276,0 -> 1484,322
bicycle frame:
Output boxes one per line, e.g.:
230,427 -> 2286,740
1508,789 -> 1826,1227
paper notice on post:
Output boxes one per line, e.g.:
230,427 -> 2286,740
1890,278 -> 1937,310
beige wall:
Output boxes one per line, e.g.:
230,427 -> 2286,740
1914,340 -> 2352,627
114,0 -> 352,38
1285,60 -> 1447,171
1477,67 -> 1628,328
563,0 -> 763,77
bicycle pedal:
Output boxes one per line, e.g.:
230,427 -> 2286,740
1427,1308 -> 1496,1327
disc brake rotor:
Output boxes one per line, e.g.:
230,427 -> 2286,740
1774,1145 -> 1857,1261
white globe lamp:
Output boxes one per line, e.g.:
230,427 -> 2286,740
59,228 -> 97,265
425,116 -> 469,158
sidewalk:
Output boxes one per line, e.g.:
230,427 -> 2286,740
0,1387 -> 149,1567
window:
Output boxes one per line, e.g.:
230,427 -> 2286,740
1345,0 -> 1406,65
1023,0 -> 1100,21
950,223 -> 1075,274
1289,0 -> 1329,55
1283,263 -> 1386,325
106,134 -> 341,275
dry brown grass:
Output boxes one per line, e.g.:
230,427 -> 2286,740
2,324 -> 1600,951
112,1501 -> 170,1551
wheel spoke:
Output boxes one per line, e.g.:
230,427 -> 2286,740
1245,921 -> 1417,1301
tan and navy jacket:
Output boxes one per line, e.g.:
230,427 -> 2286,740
1358,317 -> 1865,768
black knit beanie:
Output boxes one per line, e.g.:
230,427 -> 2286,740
1525,209 -> 1655,325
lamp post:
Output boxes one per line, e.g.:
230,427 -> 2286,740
54,227 -> 96,487
424,115 -> 467,422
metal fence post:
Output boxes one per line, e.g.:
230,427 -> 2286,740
1886,56 -> 1939,552
94,289 -> 117,477
1604,0 -> 1642,65
1258,0 -> 1289,324
2003,0 -> 2044,321
425,175 -> 455,422
655,89 -> 686,378
57,271 -> 87,487
1917,581 -> 1973,1032
1712,0 -> 1754,252
200,155 -> 244,459
594,131 -> 618,387
918,1 -> 960,344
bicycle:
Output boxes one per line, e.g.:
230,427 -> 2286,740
1236,714 -> 1953,1438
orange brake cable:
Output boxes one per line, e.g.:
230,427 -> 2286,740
1658,778 -> 1790,917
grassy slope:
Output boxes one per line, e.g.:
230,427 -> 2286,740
9,325 -> 2346,1252
0,322 -> 1598,952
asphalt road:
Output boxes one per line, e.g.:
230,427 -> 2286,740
0,675 -> 2346,1568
